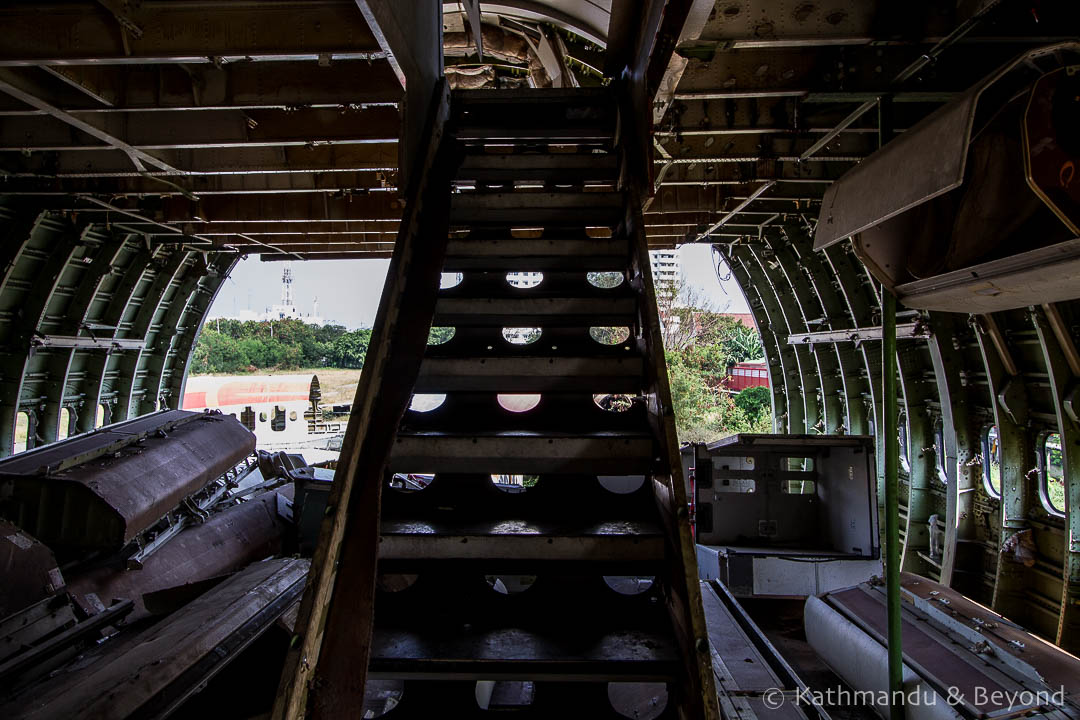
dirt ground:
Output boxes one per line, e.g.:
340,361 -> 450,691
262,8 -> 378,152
188,368 -> 363,407
308,368 -> 363,406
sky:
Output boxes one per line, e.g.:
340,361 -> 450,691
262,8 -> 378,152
208,244 -> 750,330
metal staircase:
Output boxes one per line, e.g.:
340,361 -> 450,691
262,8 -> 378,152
276,84 -> 718,720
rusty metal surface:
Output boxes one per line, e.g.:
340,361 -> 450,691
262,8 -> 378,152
3,557 -> 308,720
0,597 -> 74,666
827,585 -> 1030,716
900,573 -> 1080,700
0,410 -> 197,475
66,488 -> 291,620
0,412 -> 255,555
0,599 -> 133,686
0,519 -> 64,620
814,43 -> 1080,252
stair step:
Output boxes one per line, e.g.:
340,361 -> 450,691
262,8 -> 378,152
389,432 -> 656,475
433,296 -> 636,327
379,518 -> 664,563
456,153 -> 618,183
370,627 -> 679,681
444,236 -> 627,271
454,87 -> 611,103
453,125 -> 614,142
449,192 -> 624,227
452,88 -> 615,143
415,356 -> 644,393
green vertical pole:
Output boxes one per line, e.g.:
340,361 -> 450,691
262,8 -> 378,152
879,95 -> 904,720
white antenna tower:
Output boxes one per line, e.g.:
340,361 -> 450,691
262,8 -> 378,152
281,263 -> 294,307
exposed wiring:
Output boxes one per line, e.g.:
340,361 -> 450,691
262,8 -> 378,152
711,244 -> 733,286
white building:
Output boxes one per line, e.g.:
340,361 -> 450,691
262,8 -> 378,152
649,249 -> 681,293
211,264 -> 326,326
506,271 -> 543,288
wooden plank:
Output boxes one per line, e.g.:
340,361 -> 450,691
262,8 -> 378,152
618,93 -> 721,719
0,599 -> 132,685
389,433 -> 656,474
271,79 -> 455,720
414,355 -> 644,392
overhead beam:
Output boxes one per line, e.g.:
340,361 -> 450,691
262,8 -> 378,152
0,61 -> 403,116
260,251 -> 392,261
0,1 -> 381,65
166,220 -> 399,236
672,90 -> 957,102
2,172 -> 397,198
355,1 -> 443,188
644,191 -> 830,230
0,67 -> 176,173
0,106 -> 400,152
461,0 -> 484,59
249,243 -> 395,255
161,193 -> 404,223
800,3 -> 1000,162
4,143 -> 399,178
227,238 -> 398,250
650,0 -> 713,122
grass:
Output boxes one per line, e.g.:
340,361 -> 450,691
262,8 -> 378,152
309,368 -> 364,406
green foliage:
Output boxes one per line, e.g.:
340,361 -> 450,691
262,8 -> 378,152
735,386 -> 771,417
428,326 -> 456,345
329,329 -> 372,369
723,323 -> 765,363
587,271 -> 624,289
663,315 -> 772,444
191,318 -> 369,374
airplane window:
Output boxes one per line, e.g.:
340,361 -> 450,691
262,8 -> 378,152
1041,432 -> 1064,515
983,425 -> 1001,498
898,411 -> 910,473
241,406 -> 256,431
272,406 -> 286,432
14,411 -> 29,453
933,418 -> 947,483
58,407 -> 71,440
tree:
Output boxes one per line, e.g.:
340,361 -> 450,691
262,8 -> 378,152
330,329 -> 372,369
735,386 -> 771,418
656,279 -> 733,352
654,278 -> 773,443
428,326 -> 455,345
192,320 -> 372,373
723,323 -> 764,363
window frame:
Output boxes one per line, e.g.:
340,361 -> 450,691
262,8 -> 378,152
933,417 -> 948,484
271,405 -> 287,432
982,424 -> 1002,499
1039,430 -> 1065,517
898,411 -> 911,474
